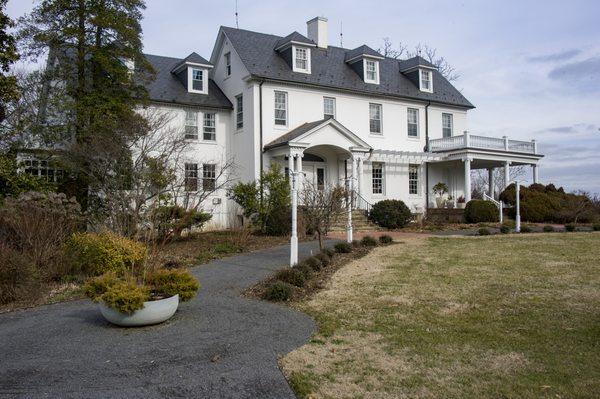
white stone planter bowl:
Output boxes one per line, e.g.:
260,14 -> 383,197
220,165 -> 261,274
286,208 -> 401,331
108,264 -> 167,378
99,295 -> 179,327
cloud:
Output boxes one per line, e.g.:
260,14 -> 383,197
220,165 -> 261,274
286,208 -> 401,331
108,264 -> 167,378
548,57 -> 600,92
527,49 -> 581,63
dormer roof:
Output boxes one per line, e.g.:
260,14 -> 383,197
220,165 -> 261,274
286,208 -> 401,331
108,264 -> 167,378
274,31 -> 316,51
170,52 -> 213,73
399,55 -> 437,72
345,45 -> 384,63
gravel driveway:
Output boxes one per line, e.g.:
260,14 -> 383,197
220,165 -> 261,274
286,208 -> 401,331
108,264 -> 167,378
0,241 -> 326,399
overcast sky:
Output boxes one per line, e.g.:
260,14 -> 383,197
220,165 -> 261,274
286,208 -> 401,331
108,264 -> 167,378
7,0 -> 600,193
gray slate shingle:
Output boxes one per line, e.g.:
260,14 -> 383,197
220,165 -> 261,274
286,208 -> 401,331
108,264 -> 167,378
221,26 -> 474,109
274,31 -> 315,50
344,45 -> 384,62
264,119 -> 329,150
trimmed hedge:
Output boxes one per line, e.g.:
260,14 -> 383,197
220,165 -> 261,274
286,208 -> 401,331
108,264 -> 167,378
334,242 -> 353,253
263,281 -> 293,301
303,256 -> 323,271
478,228 -> 491,236
295,263 -> 314,279
146,269 -> 200,302
322,248 -> 335,258
314,253 -> 330,267
543,225 -> 555,232
500,225 -> 510,234
464,200 -> 499,223
379,235 -> 393,244
565,223 -> 576,232
275,268 -> 306,287
361,235 -> 378,247
369,199 -> 412,229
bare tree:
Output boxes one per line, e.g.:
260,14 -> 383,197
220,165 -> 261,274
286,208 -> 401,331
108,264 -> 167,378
300,183 -> 346,250
378,38 -> 460,82
471,166 -> 526,199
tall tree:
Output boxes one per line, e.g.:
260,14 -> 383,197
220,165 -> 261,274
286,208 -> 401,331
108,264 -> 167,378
17,0 -> 154,204
0,0 -> 19,123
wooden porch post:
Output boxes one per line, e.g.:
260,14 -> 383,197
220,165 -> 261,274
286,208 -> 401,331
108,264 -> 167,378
464,157 -> 472,203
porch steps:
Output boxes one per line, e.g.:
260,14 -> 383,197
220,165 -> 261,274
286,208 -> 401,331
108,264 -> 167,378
329,210 -> 380,232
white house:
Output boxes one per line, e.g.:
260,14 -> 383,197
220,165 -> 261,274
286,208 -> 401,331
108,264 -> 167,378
25,17 -> 543,229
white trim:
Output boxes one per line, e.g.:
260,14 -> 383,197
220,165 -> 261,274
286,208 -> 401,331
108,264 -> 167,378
274,90 -> 288,127
364,59 -> 380,84
188,67 -> 208,94
345,54 -> 385,64
323,96 -> 336,118
292,45 -> 311,74
419,69 -> 433,93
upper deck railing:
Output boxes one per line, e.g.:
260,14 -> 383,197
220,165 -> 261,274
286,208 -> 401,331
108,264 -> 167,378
429,131 -> 538,154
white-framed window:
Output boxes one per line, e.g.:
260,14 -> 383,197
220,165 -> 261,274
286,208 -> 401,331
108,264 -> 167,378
293,46 -> 311,73
236,94 -> 243,129
274,91 -> 287,126
184,163 -> 198,191
419,69 -> 433,92
185,110 -> 198,139
202,163 -> 216,190
442,113 -> 453,138
224,52 -> 231,76
323,97 -> 336,118
369,103 -> 382,134
409,164 -> 419,195
364,59 -> 379,84
203,113 -> 216,141
372,162 -> 384,194
407,108 -> 419,137
191,68 -> 204,92
21,158 -> 63,182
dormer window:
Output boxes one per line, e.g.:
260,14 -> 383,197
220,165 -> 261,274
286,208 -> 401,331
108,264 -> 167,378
419,69 -> 433,92
191,68 -> 204,92
293,46 -> 311,73
171,52 -> 213,95
365,59 -> 379,84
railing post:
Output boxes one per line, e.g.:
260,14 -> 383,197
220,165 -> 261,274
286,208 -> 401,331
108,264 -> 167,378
503,136 -> 509,151
532,139 -> 537,154
464,130 -> 470,148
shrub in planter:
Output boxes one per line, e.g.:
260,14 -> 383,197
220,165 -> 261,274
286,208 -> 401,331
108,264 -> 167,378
520,226 -> 532,233
543,225 -> 555,232
314,253 -> 330,267
146,269 -> 200,302
275,268 -> 306,287
303,256 -> 323,271
334,242 -> 353,253
83,272 -> 120,302
295,263 -> 314,279
478,228 -> 491,236
262,281 -> 293,301
369,199 -> 412,229
499,225 -> 510,234
65,232 -> 147,277
379,234 -> 393,244
593,223 -> 600,231
322,248 -> 335,258
100,281 -> 150,314
464,200 -> 499,223
361,235 -> 378,247
565,223 -> 576,232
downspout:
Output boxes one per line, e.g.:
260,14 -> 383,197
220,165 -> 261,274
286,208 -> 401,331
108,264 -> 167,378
259,79 -> 265,205
424,101 -> 431,212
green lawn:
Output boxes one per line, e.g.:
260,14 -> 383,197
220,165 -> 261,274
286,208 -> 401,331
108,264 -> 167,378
282,233 -> 600,399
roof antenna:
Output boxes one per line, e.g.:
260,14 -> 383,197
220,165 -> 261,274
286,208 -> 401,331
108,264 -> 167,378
339,21 -> 343,47
235,0 -> 239,28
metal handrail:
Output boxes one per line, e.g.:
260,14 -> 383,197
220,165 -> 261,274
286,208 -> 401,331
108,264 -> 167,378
483,193 -> 503,224
354,191 -> 373,215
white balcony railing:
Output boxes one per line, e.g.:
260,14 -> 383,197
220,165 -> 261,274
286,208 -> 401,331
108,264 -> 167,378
429,131 -> 537,154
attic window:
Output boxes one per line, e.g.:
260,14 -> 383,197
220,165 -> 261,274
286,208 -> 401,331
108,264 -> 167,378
293,46 -> 311,74
419,69 -> 433,92
364,59 -> 379,84
188,67 -> 208,94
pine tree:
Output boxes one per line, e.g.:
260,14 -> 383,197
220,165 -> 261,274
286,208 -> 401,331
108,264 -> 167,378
0,0 -> 19,123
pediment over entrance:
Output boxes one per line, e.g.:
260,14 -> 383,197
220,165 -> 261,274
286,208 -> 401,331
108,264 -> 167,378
264,118 -> 372,155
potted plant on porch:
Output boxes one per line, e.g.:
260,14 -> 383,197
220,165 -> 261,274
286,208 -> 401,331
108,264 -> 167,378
457,195 -> 466,209
432,182 -> 449,208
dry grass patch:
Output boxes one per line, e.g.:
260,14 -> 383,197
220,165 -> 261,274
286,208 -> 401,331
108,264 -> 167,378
282,233 -> 600,398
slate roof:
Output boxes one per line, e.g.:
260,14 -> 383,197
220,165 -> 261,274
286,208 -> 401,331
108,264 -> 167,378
220,26 -> 474,109
183,52 -> 212,65
263,119 -> 329,150
398,55 -> 436,71
274,31 -> 315,50
344,45 -> 384,62
143,53 -> 232,109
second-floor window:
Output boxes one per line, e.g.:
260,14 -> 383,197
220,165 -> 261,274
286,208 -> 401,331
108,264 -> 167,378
407,108 -> 419,137
409,164 -> 419,195
294,47 -> 309,72
224,52 -> 231,76
365,59 -> 379,84
236,94 -> 243,129
369,103 -> 382,134
442,113 -> 453,138
323,97 -> 336,118
191,68 -> 203,92
203,163 -> 216,190
372,162 -> 384,194
185,110 -> 198,139
274,91 -> 287,126
203,113 -> 216,141
184,163 -> 198,191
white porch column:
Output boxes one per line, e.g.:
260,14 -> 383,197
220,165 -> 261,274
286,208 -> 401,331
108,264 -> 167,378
288,154 -> 294,187
347,155 -> 357,243
357,157 -> 364,196
504,161 -> 511,189
532,164 -> 539,184
289,153 -> 298,266
297,153 -> 304,194
488,168 -> 494,199
464,157 -> 472,203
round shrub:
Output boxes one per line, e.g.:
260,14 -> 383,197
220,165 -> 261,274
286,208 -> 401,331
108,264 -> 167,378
478,228 -> 491,236
295,263 -> 314,279
65,232 -> 147,277
593,224 -> 600,231
303,256 -> 323,271
520,226 -> 532,233
369,199 -> 412,229
361,235 -> 378,247
543,225 -> 555,232
314,253 -> 330,267
322,248 -> 335,258
275,268 -> 306,287
565,223 -> 576,232
500,225 -> 510,234
100,281 -> 150,314
146,269 -> 200,302
464,200 -> 499,223
334,242 -> 353,253
379,234 -> 393,244
83,272 -> 120,302
262,281 -> 293,301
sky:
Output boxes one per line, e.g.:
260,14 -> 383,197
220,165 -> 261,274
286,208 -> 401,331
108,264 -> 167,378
6,0 -> 600,193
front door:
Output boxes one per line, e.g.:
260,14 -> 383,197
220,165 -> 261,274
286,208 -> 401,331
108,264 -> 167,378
302,164 -> 326,190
